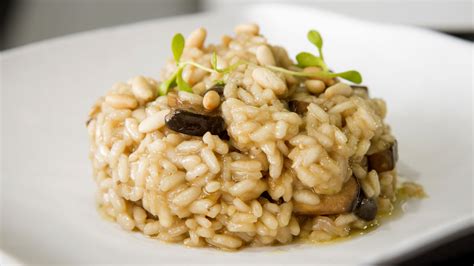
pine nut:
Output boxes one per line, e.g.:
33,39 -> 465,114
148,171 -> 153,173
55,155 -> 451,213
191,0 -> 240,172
256,45 -> 276,66
131,76 -> 153,101
202,90 -> 221,111
305,79 -> 326,94
234,23 -> 259,35
186,27 -> 207,49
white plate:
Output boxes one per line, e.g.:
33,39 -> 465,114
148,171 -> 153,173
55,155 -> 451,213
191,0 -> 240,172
1,4 -> 472,265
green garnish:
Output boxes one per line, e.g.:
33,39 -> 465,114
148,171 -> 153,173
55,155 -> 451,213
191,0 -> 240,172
175,68 -> 192,92
295,52 -> 325,69
265,65 -> 361,83
158,29 -> 362,95
210,52 -> 242,74
307,30 -> 324,61
171,33 -> 185,63
158,71 -> 177,96
333,70 -> 362,84
210,52 -> 219,71
295,29 -> 361,83
159,33 -> 194,95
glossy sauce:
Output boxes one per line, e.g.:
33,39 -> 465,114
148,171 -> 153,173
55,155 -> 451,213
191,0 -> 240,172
301,187 -> 426,245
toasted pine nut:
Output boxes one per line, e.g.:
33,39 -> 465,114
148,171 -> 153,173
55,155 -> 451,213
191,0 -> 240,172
131,76 -> 153,101
203,90 -> 221,111
221,35 -> 232,47
234,23 -> 259,35
256,45 -> 276,66
305,79 -> 326,94
186,27 -> 207,49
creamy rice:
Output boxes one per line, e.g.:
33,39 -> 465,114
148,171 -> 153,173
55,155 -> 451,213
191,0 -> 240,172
86,24 -> 413,249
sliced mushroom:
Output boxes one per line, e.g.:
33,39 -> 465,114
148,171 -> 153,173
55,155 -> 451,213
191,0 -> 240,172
354,197 -> 378,221
165,91 -> 228,139
294,177 -> 360,216
368,140 -> 398,173
288,100 -> 310,115
165,108 -> 228,139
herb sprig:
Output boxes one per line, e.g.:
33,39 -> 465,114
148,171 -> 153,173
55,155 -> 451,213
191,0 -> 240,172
158,30 -> 362,96
295,30 -> 361,84
159,33 -> 239,95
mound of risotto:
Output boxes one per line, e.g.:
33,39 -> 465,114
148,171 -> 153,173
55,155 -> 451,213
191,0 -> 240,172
87,24 -> 407,249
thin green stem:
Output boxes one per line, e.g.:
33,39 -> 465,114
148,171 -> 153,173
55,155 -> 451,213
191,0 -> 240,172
161,56 -> 358,96
179,61 -> 217,73
320,61 -> 329,72
266,65 -> 332,79
220,60 -> 247,73
318,47 -> 325,62
184,58 -> 335,80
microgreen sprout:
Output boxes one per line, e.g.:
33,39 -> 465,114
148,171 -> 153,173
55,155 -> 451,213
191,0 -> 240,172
295,52 -> 325,69
307,30 -> 324,61
159,33 -> 186,95
158,29 -> 362,96
295,29 -> 362,84
210,52 -> 219,72
175,68 -> 192,92
172,33 -> 185,63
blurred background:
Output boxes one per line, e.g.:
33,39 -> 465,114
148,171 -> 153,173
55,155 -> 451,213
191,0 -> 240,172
0,0 -> 472,51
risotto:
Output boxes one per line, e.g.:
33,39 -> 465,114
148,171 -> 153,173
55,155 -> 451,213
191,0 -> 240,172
86,24 -> 421,249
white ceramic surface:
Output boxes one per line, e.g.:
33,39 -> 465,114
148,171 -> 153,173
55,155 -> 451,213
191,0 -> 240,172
1,4 -> 472,265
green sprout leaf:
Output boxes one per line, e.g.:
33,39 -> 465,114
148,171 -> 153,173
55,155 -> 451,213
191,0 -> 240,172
157,29 -> 363,96
171,33 -> 185,63
307,30 -> 324,60
176,68 -> 193,92
158,72 -> 178,96
219,60 -> 246,74
295,52 -> 324,68
331,70 -> 363,84
211,52 -> 218,70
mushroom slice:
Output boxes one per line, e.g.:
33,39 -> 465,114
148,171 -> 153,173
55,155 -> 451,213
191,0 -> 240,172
354,197 -> 378,221
165,91 -> 228,139
288,100 -> 310,115
368,140 -> 398,173
165,108 -> 228,139
294,177 -> 360,215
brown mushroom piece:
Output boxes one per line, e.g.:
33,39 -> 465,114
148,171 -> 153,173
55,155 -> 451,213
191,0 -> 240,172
165,108 -> 228,139
287,100 -> 310,115
165,92 -> 228,139
354,197 -> 378,221
294,177 -> 360,215
368,140 -> 398,173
